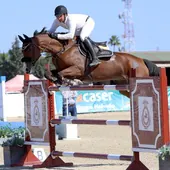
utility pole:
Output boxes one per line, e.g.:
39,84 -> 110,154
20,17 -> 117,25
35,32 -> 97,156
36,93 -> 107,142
119,0 -> 135,52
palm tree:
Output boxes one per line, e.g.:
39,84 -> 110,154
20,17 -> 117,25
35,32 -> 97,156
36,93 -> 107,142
108,35 -> 121,52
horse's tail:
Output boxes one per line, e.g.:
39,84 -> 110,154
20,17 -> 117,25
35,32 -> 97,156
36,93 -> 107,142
143,59 -> 160,76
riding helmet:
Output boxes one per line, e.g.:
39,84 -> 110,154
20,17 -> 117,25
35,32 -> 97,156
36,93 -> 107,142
54,5 -> 68,17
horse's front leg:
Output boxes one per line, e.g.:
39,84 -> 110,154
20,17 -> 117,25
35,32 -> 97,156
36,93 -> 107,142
58,66 -> 83,85
50,70 -> 63,84
43,69 -> 62,85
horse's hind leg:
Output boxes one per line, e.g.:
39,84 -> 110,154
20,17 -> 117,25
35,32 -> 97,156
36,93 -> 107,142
119,91 -> 130,98
109,77 -> 130,98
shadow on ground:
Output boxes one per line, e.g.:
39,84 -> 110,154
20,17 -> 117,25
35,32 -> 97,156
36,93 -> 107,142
0,162 -> 130,170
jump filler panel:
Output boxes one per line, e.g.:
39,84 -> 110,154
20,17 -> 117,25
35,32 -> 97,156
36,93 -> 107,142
130,77 -> 164,152
24,80 -> 49,145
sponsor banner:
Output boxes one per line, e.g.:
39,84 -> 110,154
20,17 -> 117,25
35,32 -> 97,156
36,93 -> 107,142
55,88 -> 170,114
55,90 -> 130,114
0,76 -> 6,120
168,88 -> 170,109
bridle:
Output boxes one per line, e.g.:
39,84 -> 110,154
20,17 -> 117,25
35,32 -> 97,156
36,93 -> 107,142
22,40 -> 41,66
22,37 -> 76,66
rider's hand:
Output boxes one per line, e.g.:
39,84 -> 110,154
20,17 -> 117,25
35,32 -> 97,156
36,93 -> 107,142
48,33 -> 59,39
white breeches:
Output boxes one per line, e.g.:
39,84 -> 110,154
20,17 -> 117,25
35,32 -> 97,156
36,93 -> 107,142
80,17 -> 95,41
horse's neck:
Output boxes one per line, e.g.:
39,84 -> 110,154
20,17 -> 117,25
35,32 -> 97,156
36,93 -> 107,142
43,38 -> 77,56
69,39 -> 77,46
62,39 -> 77,52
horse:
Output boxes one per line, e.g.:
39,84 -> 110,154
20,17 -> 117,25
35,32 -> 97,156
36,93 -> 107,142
18,28 -> 160,97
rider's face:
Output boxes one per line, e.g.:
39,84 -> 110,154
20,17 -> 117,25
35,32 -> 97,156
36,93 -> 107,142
57,14 -> 65,23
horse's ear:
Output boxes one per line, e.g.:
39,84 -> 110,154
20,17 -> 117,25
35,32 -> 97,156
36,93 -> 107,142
18,35 -> 25,42
33,30 -> 38,36
40,27 -> 47,34
23,34 -> 30,39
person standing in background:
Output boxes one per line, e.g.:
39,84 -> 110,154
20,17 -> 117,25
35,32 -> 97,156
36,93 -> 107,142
61,90 -> 78,117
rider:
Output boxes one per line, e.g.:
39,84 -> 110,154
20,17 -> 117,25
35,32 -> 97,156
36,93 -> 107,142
48,5 -> 101,67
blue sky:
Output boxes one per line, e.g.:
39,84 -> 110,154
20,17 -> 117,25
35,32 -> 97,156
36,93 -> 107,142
0,0 -> 170,52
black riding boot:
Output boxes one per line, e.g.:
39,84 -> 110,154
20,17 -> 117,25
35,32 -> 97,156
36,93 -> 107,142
84,38 -> 101,67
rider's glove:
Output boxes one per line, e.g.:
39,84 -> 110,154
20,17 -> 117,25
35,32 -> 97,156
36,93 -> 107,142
48,33 -> 59,39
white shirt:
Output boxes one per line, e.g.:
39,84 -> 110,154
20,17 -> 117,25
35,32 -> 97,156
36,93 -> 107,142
61,91 -> 78,105
48,14 -> 89,40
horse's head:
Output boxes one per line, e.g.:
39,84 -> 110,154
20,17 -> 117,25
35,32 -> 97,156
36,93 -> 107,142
18,28 -> 63,73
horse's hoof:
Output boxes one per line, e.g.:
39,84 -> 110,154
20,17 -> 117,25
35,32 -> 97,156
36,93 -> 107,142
73,79 -> 83,85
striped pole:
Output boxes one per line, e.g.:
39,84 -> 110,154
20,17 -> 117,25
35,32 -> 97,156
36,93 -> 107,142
51,151 -> 133,161
48,84 -> 129,92
50,119 -> 131,126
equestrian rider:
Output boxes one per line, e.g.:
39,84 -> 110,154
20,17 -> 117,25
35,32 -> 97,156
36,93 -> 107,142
48,5 -> 101,67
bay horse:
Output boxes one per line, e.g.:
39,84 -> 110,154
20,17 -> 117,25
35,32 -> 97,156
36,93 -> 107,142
18,28 -> 160,97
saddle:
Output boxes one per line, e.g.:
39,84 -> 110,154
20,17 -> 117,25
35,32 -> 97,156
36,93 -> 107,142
76,37 -> 113,59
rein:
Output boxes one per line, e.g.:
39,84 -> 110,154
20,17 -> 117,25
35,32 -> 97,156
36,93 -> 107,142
22,36 -> 76,68
32,38 -> 76,58
54,40 -> 76,56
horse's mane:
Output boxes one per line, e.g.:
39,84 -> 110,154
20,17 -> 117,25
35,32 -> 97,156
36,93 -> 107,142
33,27 -> 71,46
33,27 -> 69,37
33,27 -> 48,36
